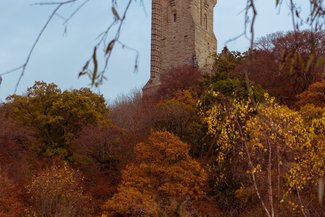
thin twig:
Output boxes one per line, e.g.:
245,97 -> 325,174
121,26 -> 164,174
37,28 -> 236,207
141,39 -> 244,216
248,0 -> 257,51
297,188 -> 309,217
234,115 -> 272,217
62,0 -> 90,25
14,4 -> 64,93
101,0 -> 133,74
0,65 -> 24,76
31,0 -> 78,6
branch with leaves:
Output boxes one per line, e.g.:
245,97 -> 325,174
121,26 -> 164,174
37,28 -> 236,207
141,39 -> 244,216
78,0 -> 140,87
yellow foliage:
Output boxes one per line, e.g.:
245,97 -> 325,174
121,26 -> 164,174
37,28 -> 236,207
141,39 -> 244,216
201,91 -> 324,214
27,163 -> 90,216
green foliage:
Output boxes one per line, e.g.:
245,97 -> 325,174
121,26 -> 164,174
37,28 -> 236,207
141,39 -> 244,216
7,81 -> 108,159
202,49 -> 265,105
153,90 -> 207,155
211,49 -> 246,79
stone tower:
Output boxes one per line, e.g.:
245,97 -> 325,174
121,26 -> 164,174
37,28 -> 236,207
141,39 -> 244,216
143,0 -> 217,93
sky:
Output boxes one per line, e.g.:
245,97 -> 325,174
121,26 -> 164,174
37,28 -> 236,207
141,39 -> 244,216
0,0 -> 303,103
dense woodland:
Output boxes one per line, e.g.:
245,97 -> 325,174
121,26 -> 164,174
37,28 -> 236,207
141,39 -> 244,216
0,31 -> 324,217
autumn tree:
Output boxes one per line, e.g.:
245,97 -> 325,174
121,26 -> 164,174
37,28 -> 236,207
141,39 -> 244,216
236,30 -> 325,105
152,90 -> 209,155
73,125 -> 130,170
27,163 -> 91,217
202,49 -> 265,104
6,81 -> 108,159
202,92 -> 324,216
109,90 -> 155,143
245,102 -> 324,216
0,168 -> 25,217
71,124 -> 132,209
0,104 -> 35,181
102,131 -> 207,217
155,66 -> 203,100
296,80 -> 325,108
199,91 -> 256,214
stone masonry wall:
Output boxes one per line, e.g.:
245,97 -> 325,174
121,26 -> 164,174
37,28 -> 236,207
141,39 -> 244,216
143,0 -> 217,93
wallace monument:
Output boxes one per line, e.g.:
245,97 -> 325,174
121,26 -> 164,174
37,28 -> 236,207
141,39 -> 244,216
143,0 -> 217,93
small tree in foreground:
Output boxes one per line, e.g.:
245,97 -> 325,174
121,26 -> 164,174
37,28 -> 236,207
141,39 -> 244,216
202,92 -> 324,216
102,131 -> 207,217
28,163 -> 91,217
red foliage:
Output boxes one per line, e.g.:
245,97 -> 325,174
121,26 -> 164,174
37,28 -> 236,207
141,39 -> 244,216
0,105 -> 35,182
0,168 -> 25,217
72,125 -> 132,213
155,65 -> 203,100
235,31 -> 324,106
109,90 -> 155,143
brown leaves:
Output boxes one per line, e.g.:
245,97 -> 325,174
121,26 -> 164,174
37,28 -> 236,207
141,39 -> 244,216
0,168 -> 25,217
27,163 -> 91,216
105,40 -> 115,56
78,46 -> 105,87
296,81 -> 325,107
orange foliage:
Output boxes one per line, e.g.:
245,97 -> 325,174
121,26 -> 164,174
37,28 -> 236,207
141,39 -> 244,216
0,168 -> 25,217
102,131 -> 207,216
27,163 -> 92,216
296,81 -> 325,107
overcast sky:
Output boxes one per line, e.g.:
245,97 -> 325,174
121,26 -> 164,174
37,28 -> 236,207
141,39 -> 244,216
0,0 -> 304,103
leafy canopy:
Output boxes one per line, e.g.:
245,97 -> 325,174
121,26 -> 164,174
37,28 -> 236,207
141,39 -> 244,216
7,81 -> 108,159
102,131 -> 207,217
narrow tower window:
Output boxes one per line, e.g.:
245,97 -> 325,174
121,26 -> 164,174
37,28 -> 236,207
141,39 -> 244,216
200,0 -> 203,26
192,55 -> 198,68
173,13 -> 177,22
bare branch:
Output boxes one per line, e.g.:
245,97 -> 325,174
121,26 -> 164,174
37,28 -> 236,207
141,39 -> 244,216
78,0 -> 136,87
248,0 -> 257,51
14,3 -> 64,93
31,0 -> 78,6
233,114 -> 272,217
0,0 -> 86,93
62,0 -> 90,25
116,40 -> 140,73
0,65 -> 24,76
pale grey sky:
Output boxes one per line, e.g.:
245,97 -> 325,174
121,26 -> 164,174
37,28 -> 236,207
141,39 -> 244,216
0,0 -> 305,102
